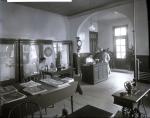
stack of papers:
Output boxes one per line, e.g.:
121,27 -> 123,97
23,86 -> 47,95
40,78 -> 70,88
1,91 -> 26,104
0,85 -> 26,104
0,85 -> 17,95
20,80 -> 47,95
20,80 -> 41,88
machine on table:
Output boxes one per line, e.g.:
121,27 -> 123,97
112,82 -> 150,118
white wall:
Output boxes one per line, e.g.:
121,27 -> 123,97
69,0 -> 149,55
69,14 -> 89,53
78,19 -> 98,53
98,21 -> 112,51
135,0 -> 149,55
98,18 -> 133,52
0,2 -> 70,40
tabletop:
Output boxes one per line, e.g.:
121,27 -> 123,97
0,80 -> 78,118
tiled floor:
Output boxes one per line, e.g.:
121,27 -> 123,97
42,71 -> 150,118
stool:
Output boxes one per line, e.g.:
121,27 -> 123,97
68,105 -> 113,118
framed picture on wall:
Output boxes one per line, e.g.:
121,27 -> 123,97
44,47 -> 52,57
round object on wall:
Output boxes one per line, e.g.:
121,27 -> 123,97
44,47 -> 52,57
77,39 -> 82,47
77,39 -> 82,52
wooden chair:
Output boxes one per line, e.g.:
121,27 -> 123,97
8,101 -> 42,118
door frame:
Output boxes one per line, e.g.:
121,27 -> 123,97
113,25 -> 129,69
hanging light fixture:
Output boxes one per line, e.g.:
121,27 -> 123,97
88,0 -> 96,32
89,20 -> 96,31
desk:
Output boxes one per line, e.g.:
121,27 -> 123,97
0,81 -> 78,118
81,63 -> 108,84
112,82 -> 150,117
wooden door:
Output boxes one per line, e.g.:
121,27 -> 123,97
89,31 -> 98,54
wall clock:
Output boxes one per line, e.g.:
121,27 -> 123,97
77,39 -> 82,47
77,39 -> 82,52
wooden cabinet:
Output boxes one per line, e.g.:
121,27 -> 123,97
81,63 -> 108,84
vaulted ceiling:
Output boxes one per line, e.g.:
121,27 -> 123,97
18,0 -> 131,16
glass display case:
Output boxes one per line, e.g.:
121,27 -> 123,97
19,40 -> 55,81
0,39 -> 73,83
19,40 -> 40,80
0,39 -> 17,82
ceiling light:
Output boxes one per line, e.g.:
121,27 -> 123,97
89,24 -> 96,31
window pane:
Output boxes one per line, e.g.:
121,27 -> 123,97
115,28 -> 120,36
54,48 -> 57,54
114,26 -> 127,59
120,39 -> 125,45
53,43 -> 57,48
58,43 -> 62,51
121,46 -> 125,52
116,46 -> 120,52
121,27 -> 127,35
116,39 -> 120,46
117,53 -> 121,58
121,53 -> 126,59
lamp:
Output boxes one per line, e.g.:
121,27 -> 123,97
89,23 -> 96,31
88,13 -> 97,31
88,0 -> 96,32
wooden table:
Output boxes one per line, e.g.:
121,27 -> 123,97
112,82 -> 150,117
0,81 -> 78,118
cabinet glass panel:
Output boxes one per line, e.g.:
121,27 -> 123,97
23,44 -> 39,78
61,44 -> 69,68
53,42 -> 70,69
43,44 -> 55,69
0,44 -> 15,81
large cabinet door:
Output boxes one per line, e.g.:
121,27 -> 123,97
53,41 -> 73,69
0,39 -> 18,82
42,40 -> 55,69
19,40 -> 40,81
19,40 -> 54,81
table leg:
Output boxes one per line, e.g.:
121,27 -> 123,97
71,96 -> 73,113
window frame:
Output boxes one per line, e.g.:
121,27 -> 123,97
113,25 -> 128,60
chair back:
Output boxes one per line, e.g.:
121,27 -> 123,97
8,101 -> 42,118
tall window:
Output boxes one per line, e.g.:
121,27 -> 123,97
114,26 -> 128,59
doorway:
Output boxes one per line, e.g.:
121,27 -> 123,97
113,25 -> 129,69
